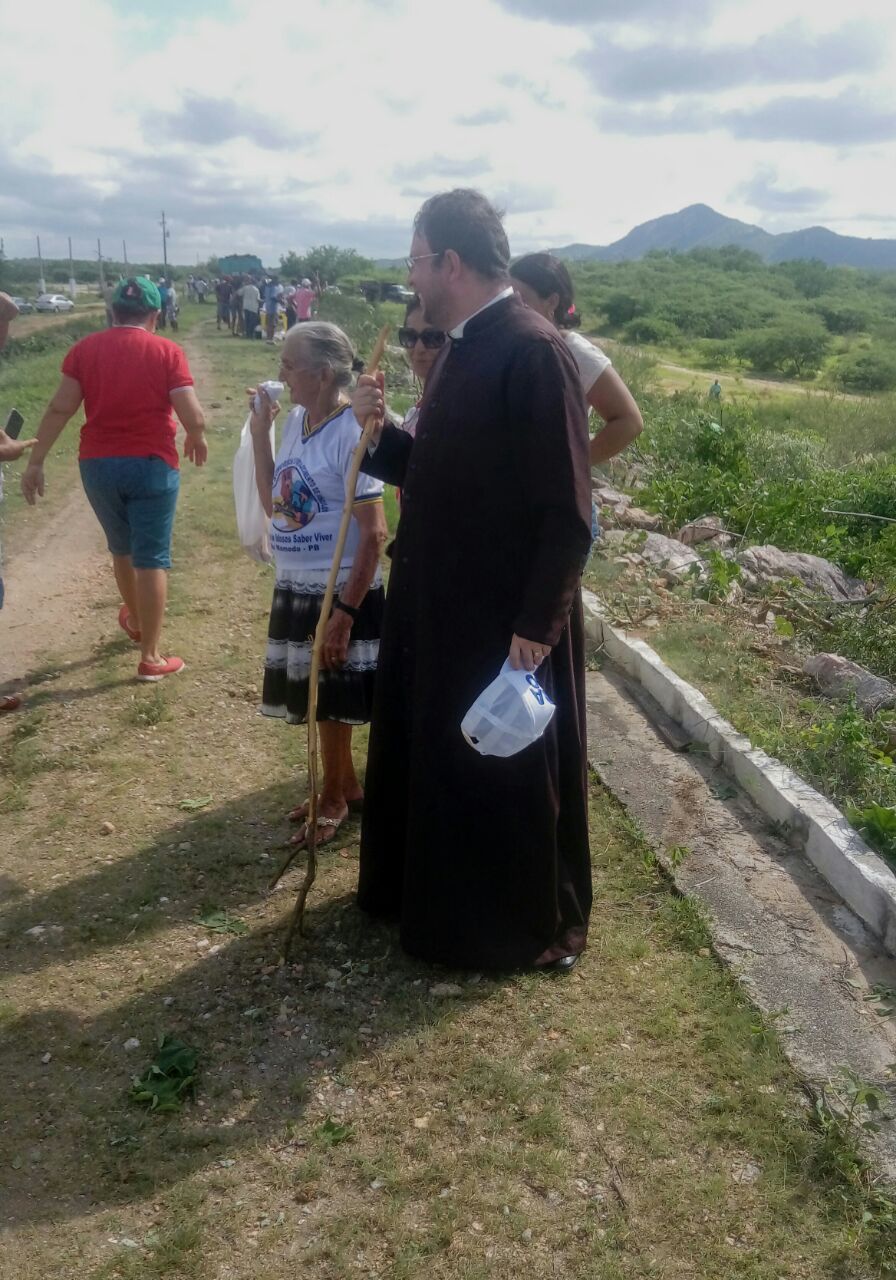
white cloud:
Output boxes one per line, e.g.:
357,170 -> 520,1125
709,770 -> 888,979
1,0 -> 895,264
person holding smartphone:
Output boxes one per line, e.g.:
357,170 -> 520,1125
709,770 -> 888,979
1,407 -> 38,711
1,295 -> 39,709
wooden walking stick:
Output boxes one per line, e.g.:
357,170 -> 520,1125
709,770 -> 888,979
277,323 -> 391,960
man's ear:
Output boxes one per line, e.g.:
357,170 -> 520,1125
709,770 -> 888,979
441,249 -> 462,280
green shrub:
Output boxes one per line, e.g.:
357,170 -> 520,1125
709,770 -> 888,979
622,313 -> 678,345
735,319 -> 831,378
0,315 -> 104,365
835,348 -> 896,393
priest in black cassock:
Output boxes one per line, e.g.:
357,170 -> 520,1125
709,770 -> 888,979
355,189 -> 593,972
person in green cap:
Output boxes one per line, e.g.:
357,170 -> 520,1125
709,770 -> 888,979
21,276 -> 208,681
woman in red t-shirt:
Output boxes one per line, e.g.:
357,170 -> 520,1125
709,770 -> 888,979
21,277 -> 208,681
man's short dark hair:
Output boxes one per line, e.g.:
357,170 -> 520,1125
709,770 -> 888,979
111,303 -> 154,324
414,189 -> 509,281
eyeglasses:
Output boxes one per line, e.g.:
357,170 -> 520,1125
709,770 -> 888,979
405,252 -> 442,271
397,326 -> 447,350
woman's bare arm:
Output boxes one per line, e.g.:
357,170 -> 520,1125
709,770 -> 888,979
587,367 -> 643,465
21,375 -> 84,503
170,386 -> 208,465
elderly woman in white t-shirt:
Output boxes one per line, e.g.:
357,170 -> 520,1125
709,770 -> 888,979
509,253 -> 642,466
249,321 -> 388,848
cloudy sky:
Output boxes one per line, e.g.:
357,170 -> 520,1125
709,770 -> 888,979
2,0 -> 895,266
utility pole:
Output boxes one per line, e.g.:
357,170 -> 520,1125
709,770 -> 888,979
160,211 -> 169,272
97,238 -> 106,293
36,234 -> 46,295
122,239 -> 128,268
68,236 -> 76,298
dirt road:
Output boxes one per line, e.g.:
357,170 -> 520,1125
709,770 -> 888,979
655,357 -> 862,400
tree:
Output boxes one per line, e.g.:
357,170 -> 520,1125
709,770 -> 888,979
774,258 -> 831,299
735,318 -> 831,378
835,349 -> 896,393
813,297 -> 875,335
603,289 -> 644,327
279,245 -> 374,284
622,313 -> 678,345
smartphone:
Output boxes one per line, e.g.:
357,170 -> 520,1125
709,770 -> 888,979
5,409 -> 24,440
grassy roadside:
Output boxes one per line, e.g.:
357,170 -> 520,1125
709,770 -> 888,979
1,311 -> 894,1277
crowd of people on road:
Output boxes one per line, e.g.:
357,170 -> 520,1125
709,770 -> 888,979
213,275 -> 317,340
0,188 -> 644,972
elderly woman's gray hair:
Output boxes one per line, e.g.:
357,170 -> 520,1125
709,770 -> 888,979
285,321 -> 355,389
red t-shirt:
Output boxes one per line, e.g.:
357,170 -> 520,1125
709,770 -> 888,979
62,326 -> 194,469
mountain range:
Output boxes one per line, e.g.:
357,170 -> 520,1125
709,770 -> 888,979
551,204 -> 896,270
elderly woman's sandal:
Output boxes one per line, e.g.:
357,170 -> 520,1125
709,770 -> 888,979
287,814 -> 344,848
288,797 -> 363,822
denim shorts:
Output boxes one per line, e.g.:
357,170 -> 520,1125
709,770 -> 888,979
79,456 -> 180,569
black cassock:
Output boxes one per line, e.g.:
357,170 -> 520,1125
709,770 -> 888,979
358,293 -> 593,969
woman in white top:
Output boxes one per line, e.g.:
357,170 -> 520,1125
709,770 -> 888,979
509,253 -> 642,465
249,322 -> 388,848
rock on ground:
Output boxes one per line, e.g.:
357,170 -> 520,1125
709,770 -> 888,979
736,545 -> 867,601
677,515 -> 733,549
581,589 -> 607,644
614,506 -> 664,532
803,653 -> 896,715
600,530 -> 706,583
592,483 -> 632,511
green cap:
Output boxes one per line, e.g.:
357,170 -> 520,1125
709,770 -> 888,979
113,276 -> 161,311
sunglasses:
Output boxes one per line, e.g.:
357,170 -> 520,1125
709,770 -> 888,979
397,326 -> 447,350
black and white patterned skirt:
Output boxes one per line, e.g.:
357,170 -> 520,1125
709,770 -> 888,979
261,579 -> 384,725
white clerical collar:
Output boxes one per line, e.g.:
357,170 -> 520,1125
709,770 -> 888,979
449,286 -> 514,339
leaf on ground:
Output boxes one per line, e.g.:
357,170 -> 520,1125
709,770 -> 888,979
130,1034 -> 199,1113
179,795 -> 213,811
194,909 -> 248,936
864,984 -> 896,1017
314,1116 -> 354,1146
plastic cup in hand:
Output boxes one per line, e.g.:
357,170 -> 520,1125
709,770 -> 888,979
254,380 -> 284,413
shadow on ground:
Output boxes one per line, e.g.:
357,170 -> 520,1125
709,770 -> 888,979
0,784 -> 503,1229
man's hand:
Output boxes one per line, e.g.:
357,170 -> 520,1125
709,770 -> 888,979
21,461 -> 45,505
352,373 -> 385,446
0,431 -> 36,463
321,610 -> 352,670
184,431 -> 208,466
509,634 -> 551,672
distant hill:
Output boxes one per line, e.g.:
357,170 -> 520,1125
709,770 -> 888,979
553,204 -> 896,270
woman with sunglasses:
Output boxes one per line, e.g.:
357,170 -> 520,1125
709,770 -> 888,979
395,295 -> 446,437
509,253 -> 642,466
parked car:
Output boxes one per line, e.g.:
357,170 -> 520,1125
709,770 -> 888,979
10,296 -> 34,314
35,293 -> 75,313
359,280 -> 415,305
383,284 -> 415,305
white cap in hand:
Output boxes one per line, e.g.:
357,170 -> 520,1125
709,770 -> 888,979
461,659 -> 555,757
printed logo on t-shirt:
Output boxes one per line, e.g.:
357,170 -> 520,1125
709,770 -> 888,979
272,460 -> 326,531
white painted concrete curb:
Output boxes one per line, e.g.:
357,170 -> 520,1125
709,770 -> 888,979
582,589 -> 896,955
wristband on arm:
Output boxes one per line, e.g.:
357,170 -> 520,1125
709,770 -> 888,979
333,599 -> 359,622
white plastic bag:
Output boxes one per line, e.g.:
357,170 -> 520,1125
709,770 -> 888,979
233,415 -> 274,563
